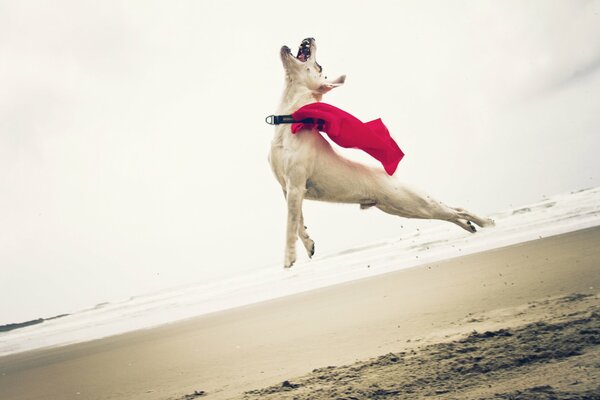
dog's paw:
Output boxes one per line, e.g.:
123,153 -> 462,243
300,236 -> 315,258
467,221 -> 477,233
483,218 -> 496,227
284,252 -> 296,269
307,240 -> 315,258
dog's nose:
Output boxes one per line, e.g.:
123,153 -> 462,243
281,45 -> 291,54
302,37 -> 315,45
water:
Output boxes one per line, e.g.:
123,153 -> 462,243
1,187 -> 599,357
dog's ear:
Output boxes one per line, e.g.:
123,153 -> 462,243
318,75 -> 346,93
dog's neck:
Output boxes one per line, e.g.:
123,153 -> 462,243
279,80 -> 323,114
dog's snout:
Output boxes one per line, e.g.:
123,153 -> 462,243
281,45 -> 291,54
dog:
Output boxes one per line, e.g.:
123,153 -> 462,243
269,38 -> 494,268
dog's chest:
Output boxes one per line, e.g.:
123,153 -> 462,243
269,126 -> 324,186
268,143 -> 286,187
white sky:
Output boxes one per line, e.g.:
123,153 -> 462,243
1,0 -> 599,323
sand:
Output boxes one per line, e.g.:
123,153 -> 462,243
0,227 -> 599,400
242,294 -> 600,400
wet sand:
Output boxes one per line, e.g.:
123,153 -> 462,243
1,227 -> 599,400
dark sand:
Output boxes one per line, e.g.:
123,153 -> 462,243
241,293 -> 600,400
1,227 -> 599,400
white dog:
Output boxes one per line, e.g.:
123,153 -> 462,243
269,38 -> 494,268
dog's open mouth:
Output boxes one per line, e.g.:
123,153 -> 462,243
296,38 -> 311,62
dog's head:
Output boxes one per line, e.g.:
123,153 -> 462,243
280,38 -> 345,96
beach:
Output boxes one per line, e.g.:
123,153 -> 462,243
0,226 -> 599,399
2,2 -> 600,399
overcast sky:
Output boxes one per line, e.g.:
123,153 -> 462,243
1,0 -> 599,323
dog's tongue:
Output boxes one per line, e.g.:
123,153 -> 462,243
297,43 -> 310,62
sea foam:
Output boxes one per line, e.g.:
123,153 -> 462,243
1,187 -> 599,356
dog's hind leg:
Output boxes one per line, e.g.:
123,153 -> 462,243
374,185 -> 493,233
298,211 -> 315,258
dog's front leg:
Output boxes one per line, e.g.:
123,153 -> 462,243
284,183 -> 305,268
298,211 -> 315,258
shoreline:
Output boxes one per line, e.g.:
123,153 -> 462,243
2,186 -> 599,357
1,226 -> 599,400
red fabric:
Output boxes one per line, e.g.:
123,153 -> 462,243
291,102 -> 404,175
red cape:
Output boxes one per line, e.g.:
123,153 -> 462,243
291,103 -> 404,175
